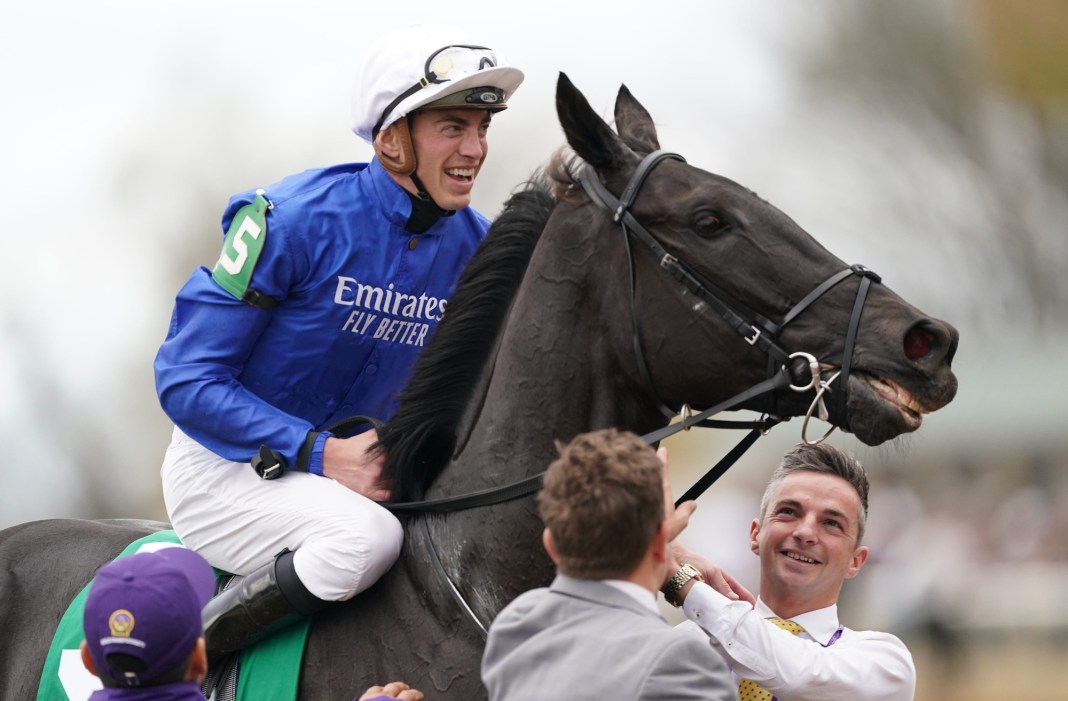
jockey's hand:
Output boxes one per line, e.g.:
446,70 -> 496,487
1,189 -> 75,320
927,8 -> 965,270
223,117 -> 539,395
668,539 -> 756,605
358,681 -> 424,701
323,429 -> 392,502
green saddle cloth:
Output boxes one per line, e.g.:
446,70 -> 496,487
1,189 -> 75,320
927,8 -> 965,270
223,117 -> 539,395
36,530 -> 310,700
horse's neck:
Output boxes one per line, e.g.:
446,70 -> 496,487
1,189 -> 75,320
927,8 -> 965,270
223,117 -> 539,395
420,231 -> 673,624
456,261 -> 663,474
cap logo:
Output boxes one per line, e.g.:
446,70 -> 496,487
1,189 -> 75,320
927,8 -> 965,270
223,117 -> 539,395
430,55 -> 455,79
108,609 -> 135,637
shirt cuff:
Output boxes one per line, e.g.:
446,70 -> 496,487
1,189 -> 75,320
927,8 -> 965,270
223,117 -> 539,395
683,580 -> 714,618
306,431 -> 333,476
682,580 -> 741,634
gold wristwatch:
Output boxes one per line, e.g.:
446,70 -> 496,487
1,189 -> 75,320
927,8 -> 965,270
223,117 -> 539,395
661,563 -> 704,607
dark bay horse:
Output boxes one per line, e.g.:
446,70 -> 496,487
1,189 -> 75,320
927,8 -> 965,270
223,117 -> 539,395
0,74 -> 958,699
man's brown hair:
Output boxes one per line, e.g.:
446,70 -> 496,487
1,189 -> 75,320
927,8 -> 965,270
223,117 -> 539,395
537,428 -> 664,579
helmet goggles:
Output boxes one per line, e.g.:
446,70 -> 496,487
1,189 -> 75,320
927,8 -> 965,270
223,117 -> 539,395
372,44 -> 513,138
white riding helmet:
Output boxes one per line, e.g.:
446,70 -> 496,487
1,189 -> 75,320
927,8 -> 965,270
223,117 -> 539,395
351,24 -> 524,176
352,24 -> 524,142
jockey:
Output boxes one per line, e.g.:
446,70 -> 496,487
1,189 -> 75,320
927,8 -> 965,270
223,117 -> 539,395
153,23 -> 524,656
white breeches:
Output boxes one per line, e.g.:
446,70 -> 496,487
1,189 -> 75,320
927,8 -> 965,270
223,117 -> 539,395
161,427 -> 403,602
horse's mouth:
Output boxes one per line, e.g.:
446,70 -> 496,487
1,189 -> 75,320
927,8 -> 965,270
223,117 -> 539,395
829,363 -> 957,446
861,374 -> 928,429
815,366 -> 936,444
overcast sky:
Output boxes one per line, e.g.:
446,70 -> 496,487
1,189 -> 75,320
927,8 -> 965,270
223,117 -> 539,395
2,1 -> 1066,532
0,0 -> 798,526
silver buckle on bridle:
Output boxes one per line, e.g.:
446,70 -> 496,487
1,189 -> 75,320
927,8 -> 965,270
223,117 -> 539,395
678,403 -> 694,430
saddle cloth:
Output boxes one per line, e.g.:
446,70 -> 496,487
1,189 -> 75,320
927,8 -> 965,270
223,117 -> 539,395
36,530 -> 310,701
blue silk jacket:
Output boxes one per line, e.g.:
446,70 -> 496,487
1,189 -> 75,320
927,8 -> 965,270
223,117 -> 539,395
154,158 -> 489,474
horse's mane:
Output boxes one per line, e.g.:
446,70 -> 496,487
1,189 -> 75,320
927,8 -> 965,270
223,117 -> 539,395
379,170 -> 558,502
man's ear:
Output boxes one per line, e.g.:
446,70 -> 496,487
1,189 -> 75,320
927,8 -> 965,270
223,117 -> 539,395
749,518 -> 761,555
80,640 -> 97,676
541,528 -> 559,564
651,521 -> 669,564
189,638 -> 208,685
845,545 -> 870,580
375,119 -> 417,176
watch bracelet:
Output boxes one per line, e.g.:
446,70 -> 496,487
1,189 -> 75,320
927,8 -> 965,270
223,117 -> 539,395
661,563 -> 702,607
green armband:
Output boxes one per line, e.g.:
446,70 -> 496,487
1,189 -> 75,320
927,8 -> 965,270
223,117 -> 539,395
212,191 -> 277,308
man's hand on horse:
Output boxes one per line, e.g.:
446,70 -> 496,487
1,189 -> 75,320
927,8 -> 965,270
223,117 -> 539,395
657,446 -> 697,542
323,429 -> 392,502
658,445 -> 755,605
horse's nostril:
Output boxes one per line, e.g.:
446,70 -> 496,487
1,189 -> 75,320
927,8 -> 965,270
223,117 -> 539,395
904,326 -> 935,360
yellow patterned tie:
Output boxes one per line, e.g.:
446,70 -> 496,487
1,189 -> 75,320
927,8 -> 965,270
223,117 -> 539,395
737,618 -> 806,701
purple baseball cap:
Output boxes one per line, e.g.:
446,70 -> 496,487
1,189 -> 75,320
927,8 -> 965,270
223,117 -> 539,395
83,546 -> 215,686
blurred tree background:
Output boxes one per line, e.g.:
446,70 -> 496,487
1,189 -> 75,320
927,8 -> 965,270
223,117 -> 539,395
2,1 -> 1066,698
667,3 -> 1068,699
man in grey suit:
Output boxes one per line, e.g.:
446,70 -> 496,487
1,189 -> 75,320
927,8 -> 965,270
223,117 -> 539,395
481,428 -> 737,701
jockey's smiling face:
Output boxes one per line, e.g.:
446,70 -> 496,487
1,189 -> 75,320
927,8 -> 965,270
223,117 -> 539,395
407,109 -> 492,211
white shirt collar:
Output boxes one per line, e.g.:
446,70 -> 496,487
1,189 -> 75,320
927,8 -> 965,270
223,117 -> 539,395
754,597 -> 842,645
604,579 -> 662,615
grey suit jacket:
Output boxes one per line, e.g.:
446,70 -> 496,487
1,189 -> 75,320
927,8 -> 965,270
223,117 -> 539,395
482,575 -> 737,701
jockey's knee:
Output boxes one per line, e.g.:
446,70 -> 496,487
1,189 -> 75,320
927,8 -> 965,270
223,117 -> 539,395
294,507 -> 403,601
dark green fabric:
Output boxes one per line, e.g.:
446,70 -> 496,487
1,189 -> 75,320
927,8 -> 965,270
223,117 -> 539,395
37,530 -> 309,701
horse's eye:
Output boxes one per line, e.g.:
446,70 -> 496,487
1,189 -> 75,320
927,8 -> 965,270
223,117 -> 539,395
694,211 -> 732,237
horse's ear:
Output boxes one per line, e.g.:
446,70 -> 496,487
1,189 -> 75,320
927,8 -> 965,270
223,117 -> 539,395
614,84 -> 660,154
556,72 -> 630,169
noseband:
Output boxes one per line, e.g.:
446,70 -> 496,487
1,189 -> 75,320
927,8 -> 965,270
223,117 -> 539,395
578,149 -> 882,448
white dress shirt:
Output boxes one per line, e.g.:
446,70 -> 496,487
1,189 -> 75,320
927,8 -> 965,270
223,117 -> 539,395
680,584 -> 916,701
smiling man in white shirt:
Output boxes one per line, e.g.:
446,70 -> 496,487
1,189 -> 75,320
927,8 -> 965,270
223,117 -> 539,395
665,442 -> 915,701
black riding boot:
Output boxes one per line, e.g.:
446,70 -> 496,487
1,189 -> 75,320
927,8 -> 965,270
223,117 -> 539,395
202,549 -> 328,657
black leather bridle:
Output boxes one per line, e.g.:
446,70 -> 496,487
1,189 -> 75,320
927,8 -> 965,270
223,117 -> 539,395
575,149 -> 881,500
579,150 -> 881,444
376,150 -> 882,639
383,149 -> 882,513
